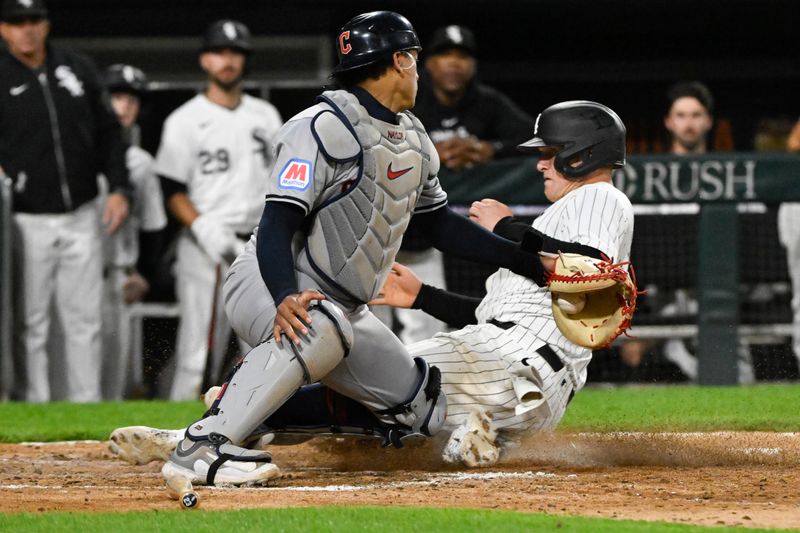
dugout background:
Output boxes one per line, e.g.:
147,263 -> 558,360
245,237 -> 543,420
2,0 -> 800,395
28,0 -> 800,154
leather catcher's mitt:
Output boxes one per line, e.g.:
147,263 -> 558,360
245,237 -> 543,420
547,253 -> 639,349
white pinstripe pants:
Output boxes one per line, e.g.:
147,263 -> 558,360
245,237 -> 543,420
407,323 -> 576,433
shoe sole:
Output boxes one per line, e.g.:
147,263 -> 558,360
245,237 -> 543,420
108,426 -> 183,465
162,457 -> 281,487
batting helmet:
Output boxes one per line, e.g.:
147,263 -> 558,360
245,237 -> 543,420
104,64 -> 148,97
333,11 -> 421,74
201,19 -> 253,55
518,101 -> 626,180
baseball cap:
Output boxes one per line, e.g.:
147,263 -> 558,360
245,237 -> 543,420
426,25 -> 477,57
1,0 -> 48,22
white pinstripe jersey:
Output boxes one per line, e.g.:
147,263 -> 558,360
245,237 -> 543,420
155,94 -> 283,234
474,181 -> 634,385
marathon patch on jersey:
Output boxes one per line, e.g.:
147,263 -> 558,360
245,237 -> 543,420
278,159 -> 313,191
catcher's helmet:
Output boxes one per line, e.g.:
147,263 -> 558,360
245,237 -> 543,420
518,101 -> 626,180
333,11 -> 421,73
104,64 -> 147,97
201,19 -> 253,55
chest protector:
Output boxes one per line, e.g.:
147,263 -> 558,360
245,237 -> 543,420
299,90 -> 432,304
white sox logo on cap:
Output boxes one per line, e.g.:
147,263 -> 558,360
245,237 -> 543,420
223,21 -> 237,40
444,25 -> 464,44
534,113 -> 541,135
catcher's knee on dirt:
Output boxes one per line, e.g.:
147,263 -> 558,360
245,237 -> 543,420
374,357 -> 447,447
187,300 -> 353,444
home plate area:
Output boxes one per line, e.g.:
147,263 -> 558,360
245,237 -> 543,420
1,432 -> 798,529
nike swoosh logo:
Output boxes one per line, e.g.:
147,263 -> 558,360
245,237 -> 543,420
387,163 -> 413,180
9,84 -> 28,96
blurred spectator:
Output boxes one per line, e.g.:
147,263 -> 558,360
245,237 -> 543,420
99,64 -> 167,399
619,81 -> 755,383
384,25 -> 536,343
663,81 -> 714,155
413,24 -> 536,171
156,20 -> 283,400
777,117 -> 800,370
0,0 -> 130,402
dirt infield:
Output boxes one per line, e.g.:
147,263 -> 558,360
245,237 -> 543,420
2,432 -> 799,529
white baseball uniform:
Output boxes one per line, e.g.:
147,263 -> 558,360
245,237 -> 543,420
100,145 -> 167,399
411,182 -> 634,433
155,93 -> 282,400
778,202 -> 800,368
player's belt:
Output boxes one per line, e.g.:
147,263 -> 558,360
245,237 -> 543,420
489,319 -> 566,373
235,233 -> 251,241
490,318 -> 576,405
488,318 -> 515,330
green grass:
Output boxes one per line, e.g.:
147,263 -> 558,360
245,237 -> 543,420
1,383 -> 798,443
560,383 -> 800,432
0,400 -> 203,443
0,507 -> 789,533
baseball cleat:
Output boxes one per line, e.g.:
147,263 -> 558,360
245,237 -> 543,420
442,409 -> 500,467
164,434 -> 280,486
109,426 -> 184,464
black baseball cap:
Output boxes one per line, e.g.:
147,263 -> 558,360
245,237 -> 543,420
1,0 -> 48,22
427,25 -> 477,57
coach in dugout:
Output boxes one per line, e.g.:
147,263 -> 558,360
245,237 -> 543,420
0,0 -> 131,402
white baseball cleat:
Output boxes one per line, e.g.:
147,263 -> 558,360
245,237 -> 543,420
108,426 -> 184,464
441,409 -> 500,467
164,435 -> 280,486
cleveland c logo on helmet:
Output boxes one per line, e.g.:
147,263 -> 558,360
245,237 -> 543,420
339,31 -> 352,54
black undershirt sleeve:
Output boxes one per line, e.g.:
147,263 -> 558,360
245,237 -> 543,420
256,201 -> 306,305
414,206 -> 546,284
158,175 -> 188,201
411,284 -> 482,328
492,215 -> 534,243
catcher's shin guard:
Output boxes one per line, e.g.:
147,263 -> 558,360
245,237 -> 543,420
374,357 -> 447,446
187,300 -> 353,445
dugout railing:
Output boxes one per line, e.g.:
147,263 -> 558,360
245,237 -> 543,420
439,153 -> 800,385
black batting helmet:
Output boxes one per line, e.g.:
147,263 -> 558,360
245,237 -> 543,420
518,101 -> 626,180
201,19 -> 253,55
333,11 -> 421,73
104,64 -> 147,97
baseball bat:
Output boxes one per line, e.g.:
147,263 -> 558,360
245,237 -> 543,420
165,471 -> 200,510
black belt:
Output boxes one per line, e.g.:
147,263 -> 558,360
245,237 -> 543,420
236,233 -> 252,241
489,318 -> 564,372
489,318 -> 575,405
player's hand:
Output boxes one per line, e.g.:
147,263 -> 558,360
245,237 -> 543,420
436,138 -> 473,170
274,290 -> 327,346
103,193 -> 130,235
468,199 -> 513,231
369,262 -> 422,309
191,215 -> 241,264
122,271 -> 150,304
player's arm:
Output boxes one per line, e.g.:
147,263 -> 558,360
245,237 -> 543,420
370,263 -> 481,328
414,205 -> 548,285
255,201 -> 325,345
84,56 -> 131,234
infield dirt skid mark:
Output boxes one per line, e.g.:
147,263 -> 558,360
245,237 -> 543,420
1,432 -> 799,528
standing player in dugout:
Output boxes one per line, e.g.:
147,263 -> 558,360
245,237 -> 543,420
156,19 -> 283,401
111,100 -> 637,469
112,11 -> 637,481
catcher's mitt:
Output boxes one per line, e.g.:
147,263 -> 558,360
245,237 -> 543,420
547,253 -> 639,349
